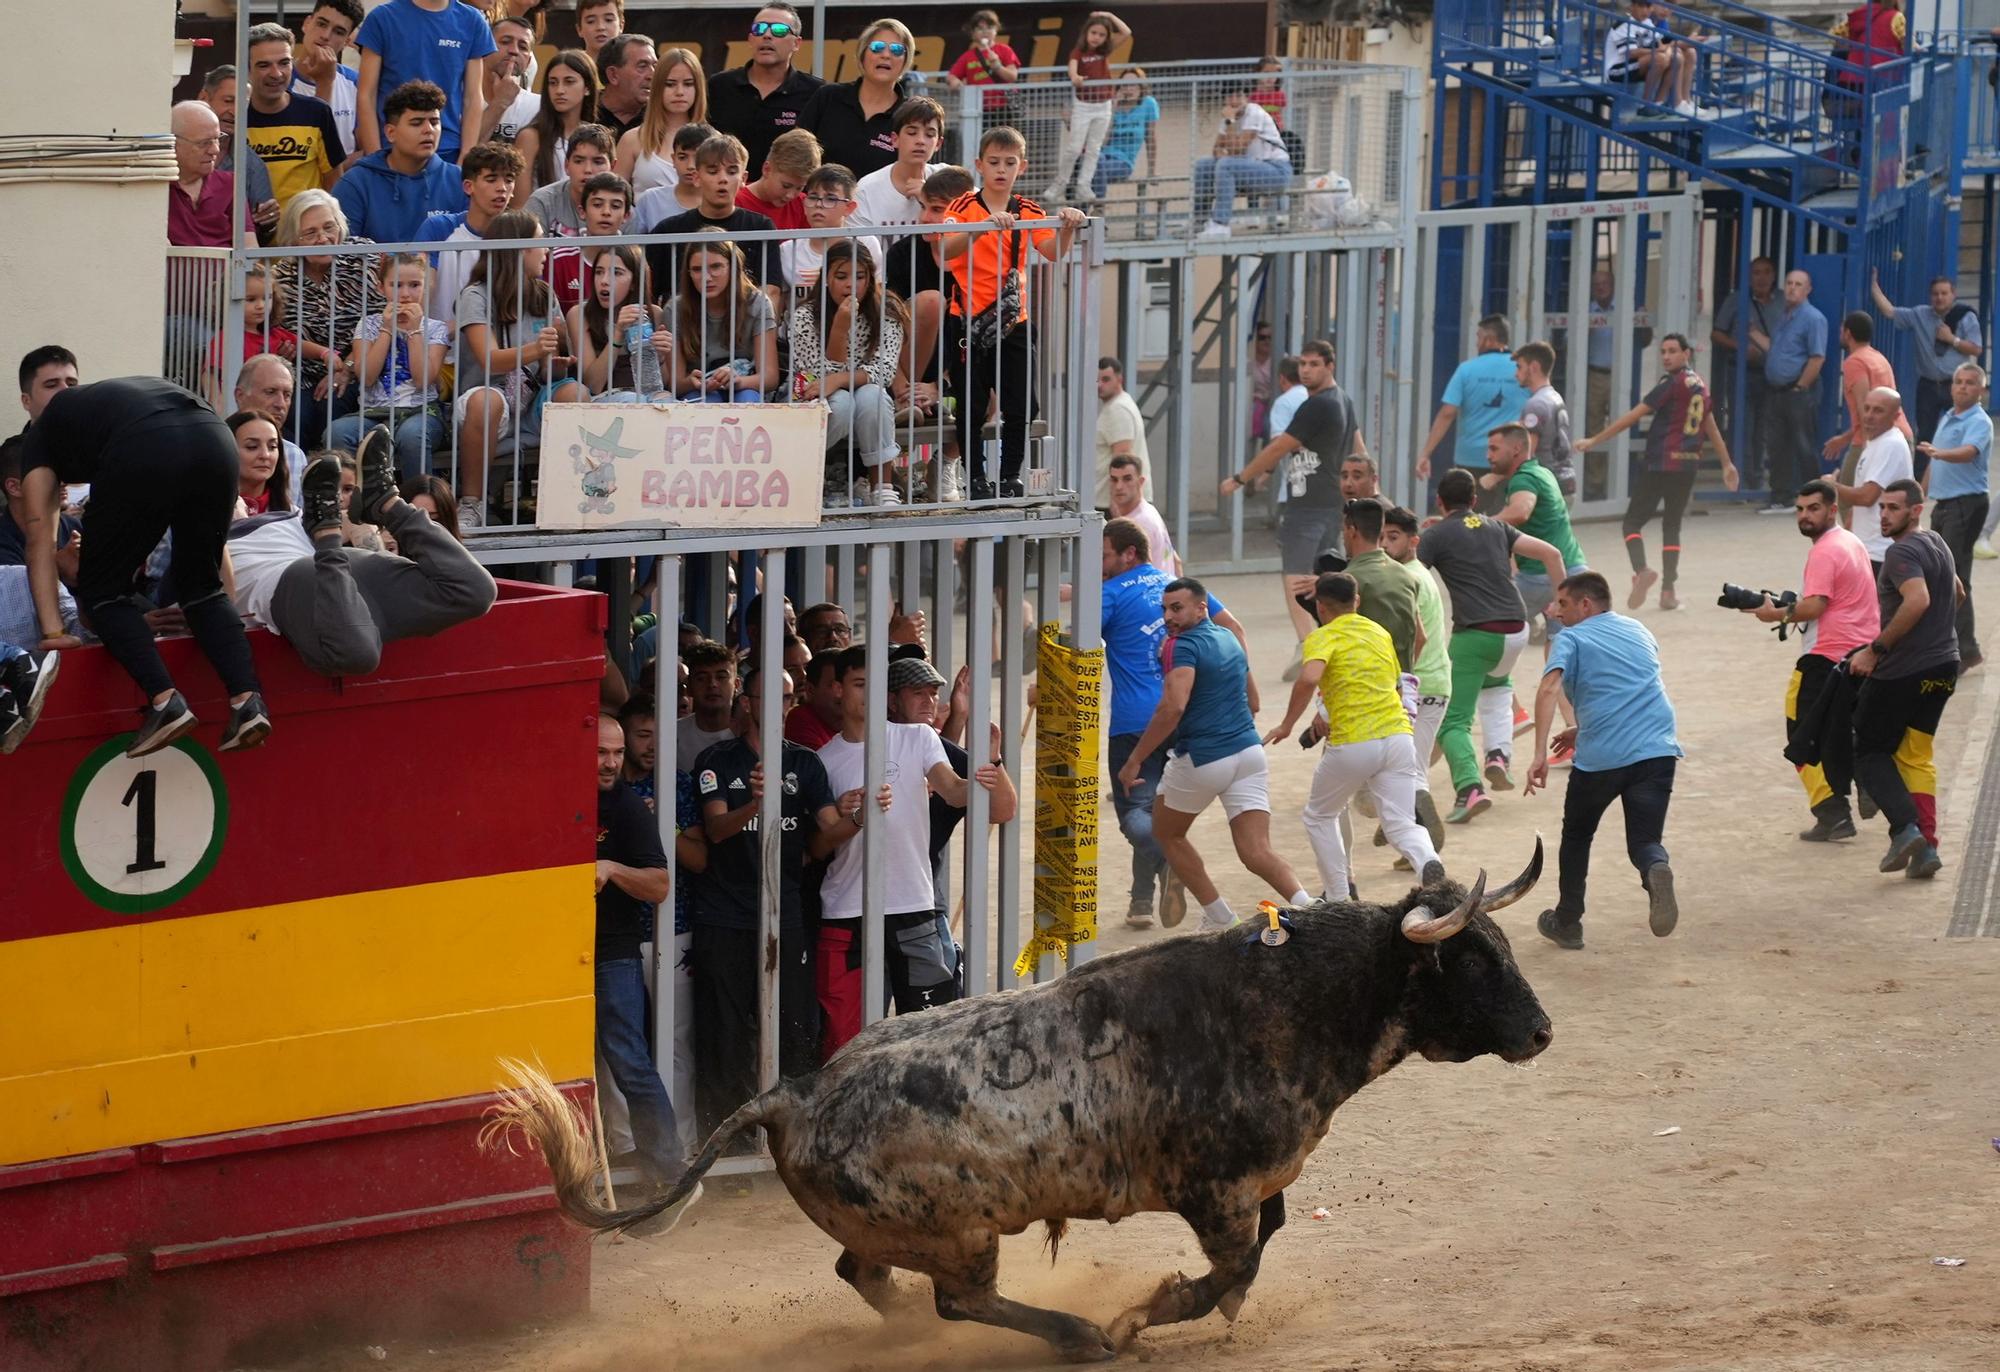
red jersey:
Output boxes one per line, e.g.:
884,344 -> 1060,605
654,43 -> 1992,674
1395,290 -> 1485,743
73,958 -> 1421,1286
736,185 -> 807,231
1642,366 -> 1709,471
1839,4 -> 1905,85
949,42 -> 1022,112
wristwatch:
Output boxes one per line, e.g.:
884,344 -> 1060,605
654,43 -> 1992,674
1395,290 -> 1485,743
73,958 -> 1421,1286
1868,638 -> 1887,655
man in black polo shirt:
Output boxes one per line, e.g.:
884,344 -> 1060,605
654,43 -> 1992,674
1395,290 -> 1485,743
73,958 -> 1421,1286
707,5 -> 825,179
691,663 -> 845,1137
594,33 -> 657,141
1218,338 -> 1362,663
594,712 -> 697,1220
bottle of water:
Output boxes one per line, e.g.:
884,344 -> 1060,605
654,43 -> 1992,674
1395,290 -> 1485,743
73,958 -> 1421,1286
627,320 -> 664,397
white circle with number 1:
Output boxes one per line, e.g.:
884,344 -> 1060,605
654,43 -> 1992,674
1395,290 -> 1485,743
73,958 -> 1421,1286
63,737 -> 228,913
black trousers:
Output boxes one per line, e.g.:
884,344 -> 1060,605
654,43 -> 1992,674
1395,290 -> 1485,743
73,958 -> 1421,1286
1766,383 -> 1820,501
689,923 -> 816,1139
78,416 -> 260,702
1913,376 -> 1952,458
1931,494 -> 1986,660
1786,652 -> 1856,820
956,324 -> 1034,483
1555,755 -> 1676,920
1622,468 -> 1696,585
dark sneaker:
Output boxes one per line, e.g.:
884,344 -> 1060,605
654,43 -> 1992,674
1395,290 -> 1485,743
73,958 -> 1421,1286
1445,786 -> 1491,823
1879,824 -> 1925,873
997,479 -> 1026,499
128,691 -> 197,758
351,426 -> 399,525
1484,749 -> 1515,791
218,693 -> 272,752
300,456 -> 343,535
0,649 -> 59,754
1798,815 -> 1857,842
1372,825 -> 1389,847
1537,908 -> 1584,950
1414,789 -> 1445,850
1855,788 -> 1878,821
969,477 -> 997,501
1645,863 -> 1678,937
1159,871 -> 1188,928
1420,859 -> 1446,886
1125,900 -> 1156,930
1905,844 -> 1943,880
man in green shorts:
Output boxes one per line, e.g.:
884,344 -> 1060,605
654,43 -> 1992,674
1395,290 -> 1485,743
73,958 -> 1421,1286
1485,421 -> 1589,777
1417,469 -> 1570,823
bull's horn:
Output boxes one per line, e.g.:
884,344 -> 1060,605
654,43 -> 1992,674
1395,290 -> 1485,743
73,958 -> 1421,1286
1478,835 -> 1545,913
1402,870 -> 1486,943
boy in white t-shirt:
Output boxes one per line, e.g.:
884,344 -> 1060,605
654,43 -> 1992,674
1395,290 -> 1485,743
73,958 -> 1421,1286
415,142 -> 522,329
813,646 -> 1003,1058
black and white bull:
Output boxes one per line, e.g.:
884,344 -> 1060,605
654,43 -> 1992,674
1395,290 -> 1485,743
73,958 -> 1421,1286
484,842 -> 1552,1362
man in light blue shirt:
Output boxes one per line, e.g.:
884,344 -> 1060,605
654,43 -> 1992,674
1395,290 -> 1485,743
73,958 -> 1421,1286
1916,362 -> 1992,668
1417,315 -> 1529,505
1871,269 -> 1985,452
1266,356 -> 1306,507
1524,570 -> 1683,950
1753,269 -> 1828,504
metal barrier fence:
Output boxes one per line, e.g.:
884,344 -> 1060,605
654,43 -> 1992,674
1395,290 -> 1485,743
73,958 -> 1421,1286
164,246 -> 230,401
944,58 -> 1409,245
224,214 -> 1100,531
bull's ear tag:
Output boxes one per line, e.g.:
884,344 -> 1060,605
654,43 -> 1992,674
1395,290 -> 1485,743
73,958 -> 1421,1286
1258,901 -> 1290,947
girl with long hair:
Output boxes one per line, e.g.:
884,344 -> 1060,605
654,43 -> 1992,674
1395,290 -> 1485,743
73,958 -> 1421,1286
789,240 -> 909,505
571,245 -> 674,400
515,49 -> 601,203
1044,10 -> 1130,204
669,231 -> 778,403
615,47 -> 707,197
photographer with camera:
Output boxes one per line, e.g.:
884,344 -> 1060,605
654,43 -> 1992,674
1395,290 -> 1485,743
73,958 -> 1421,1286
1850,479 -> 1964,881
1734,479 -> 1880,841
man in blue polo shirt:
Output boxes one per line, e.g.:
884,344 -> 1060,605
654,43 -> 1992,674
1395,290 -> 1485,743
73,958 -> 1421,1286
1524,571 -> 1683,951
1099,517 -> 1251,930
1916,362 -> 1992,669
1416,314 -> 1529,509
1753,269 -> 1829,506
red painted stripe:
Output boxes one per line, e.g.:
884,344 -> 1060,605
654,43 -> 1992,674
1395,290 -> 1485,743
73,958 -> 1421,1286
147,1089 -> 533,1165
4,582 -> 606,942
0,1149 -> 137,1192
147,1189 -> 556,1272
0,1255 -> 129,1300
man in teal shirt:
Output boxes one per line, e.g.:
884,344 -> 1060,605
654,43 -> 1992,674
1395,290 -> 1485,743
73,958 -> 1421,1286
1416,314 -> 1530,510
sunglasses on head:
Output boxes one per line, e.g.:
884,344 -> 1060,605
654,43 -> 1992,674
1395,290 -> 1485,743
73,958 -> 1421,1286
867,39 -> 909,56
750,20 -> 795,37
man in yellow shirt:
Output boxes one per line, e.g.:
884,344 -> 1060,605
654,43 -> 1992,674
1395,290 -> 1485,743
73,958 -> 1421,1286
1265,571 -> 1446,900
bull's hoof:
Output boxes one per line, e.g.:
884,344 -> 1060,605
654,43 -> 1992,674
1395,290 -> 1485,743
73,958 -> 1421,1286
1057,1320 -> 1118,1363
1216,1284 -> 1249,1323
1108,1273 -> 1184,1350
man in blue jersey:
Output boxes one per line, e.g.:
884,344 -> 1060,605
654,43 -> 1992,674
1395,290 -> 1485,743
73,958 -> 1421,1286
1116,572 -> 1313,929
1416,314 -> 1530,510
1099,518 -> 1254,929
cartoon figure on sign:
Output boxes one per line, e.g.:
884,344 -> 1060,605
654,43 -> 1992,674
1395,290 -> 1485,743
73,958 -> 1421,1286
570,415 -> 642,515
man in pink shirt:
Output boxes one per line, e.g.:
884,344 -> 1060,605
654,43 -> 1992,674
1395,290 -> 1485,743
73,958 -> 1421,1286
1106,452 -> 1177,573
167,101 -> 250,248
1743,478 -> 1882,840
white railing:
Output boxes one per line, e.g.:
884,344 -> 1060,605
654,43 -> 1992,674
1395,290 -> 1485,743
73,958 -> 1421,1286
164,246 -> 230,405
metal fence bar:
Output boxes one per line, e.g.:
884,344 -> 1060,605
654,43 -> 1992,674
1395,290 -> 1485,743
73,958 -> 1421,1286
756,551 -> 787,1096
962,535 -> 995,997
860,543 -> 892,1025
995,533 -> 1026,989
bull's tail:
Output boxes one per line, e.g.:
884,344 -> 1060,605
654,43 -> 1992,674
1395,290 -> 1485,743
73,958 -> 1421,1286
478,1058 -> 784,1236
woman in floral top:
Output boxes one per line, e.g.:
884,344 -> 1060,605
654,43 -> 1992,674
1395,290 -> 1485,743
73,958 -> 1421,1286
272,189 -> 383,448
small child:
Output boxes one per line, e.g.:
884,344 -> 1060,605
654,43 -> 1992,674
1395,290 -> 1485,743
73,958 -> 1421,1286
524,123 -> 616,236
782,165 -> 883,295
941,127 -> 1085,498
331,253 -> 450,476
666,230 -> 778,403
738,127 -> 820,231
205,263 -> 299,413
944,10 -> 1022,116
549,169 -> 634,314
1043,10 -> 1130,205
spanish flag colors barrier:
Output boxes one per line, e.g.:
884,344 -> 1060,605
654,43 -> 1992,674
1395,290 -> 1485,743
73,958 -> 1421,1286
0,582 -> 605,1371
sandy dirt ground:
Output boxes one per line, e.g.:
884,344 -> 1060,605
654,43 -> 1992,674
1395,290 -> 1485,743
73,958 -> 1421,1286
281,506 -> 2000,1372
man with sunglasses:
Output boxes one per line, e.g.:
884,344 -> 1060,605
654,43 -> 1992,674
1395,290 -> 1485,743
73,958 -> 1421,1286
708,6 -> 826,179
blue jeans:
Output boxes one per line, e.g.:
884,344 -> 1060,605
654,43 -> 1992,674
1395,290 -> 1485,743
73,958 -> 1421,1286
685,387 -> 764,404
329,409 -> 447,479
1090,150 -> 1136,199
595,957 -> 683,1182
1107,732 -> 1167,903
1192,155 -> 1291,225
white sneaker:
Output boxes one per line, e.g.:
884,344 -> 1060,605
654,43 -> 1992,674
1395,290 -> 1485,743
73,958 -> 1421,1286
1976,539 -> 1998,560
459,496 -> 485,528
1197,220 -> 1232,239
872,482 -> 903,508
938,459 -> 966,503
1674,100 -> 1696,116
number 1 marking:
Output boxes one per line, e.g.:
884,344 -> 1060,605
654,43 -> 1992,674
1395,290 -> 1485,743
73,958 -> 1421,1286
122,770 -> 168,875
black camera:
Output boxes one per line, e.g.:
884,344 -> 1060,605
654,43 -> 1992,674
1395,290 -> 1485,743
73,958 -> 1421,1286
1718,585 -> 1800,639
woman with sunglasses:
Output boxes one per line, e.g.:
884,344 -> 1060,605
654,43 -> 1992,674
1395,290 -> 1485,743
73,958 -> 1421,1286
797,18 -> 916,179
706,6 -> 826,177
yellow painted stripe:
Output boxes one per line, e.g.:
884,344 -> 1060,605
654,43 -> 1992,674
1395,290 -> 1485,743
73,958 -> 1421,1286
0,866 -> 595,1167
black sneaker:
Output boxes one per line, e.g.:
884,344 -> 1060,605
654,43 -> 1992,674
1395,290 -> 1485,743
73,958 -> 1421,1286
1420,859 -> 1446,886
128,691 -> 198,758
218,693 -> 272,752
1414,789 -> 1445,851
1855,788 -> 1878,822
300,456 -> 343,535
1537,908 -> 1584,950
998,479 -> 1026,499
1879,824 -> 1925,873
0,649 -> 59,754
1645,863 -> 1678,937
1372,825 -> 1389,847
350,426 -> 399,526
1905,843 -> 1943,880
1798,815 -> 1857,842
969,477 -> 997,501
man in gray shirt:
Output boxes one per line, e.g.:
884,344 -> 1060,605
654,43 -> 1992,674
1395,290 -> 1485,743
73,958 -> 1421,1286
1515,339 -> 1576,496
1849,478 -> 1964,883
1871,269 -> 1984,462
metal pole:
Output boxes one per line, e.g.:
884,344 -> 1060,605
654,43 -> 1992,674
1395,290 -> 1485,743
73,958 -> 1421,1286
652,554 -> 681,1135
996,534 -> 1026,988
962,536 -> 995,996
811,0 -> 827,79
1173,255 -> 1195,569
1224,258 -> 1244,563
756,550 -> 786,1094
861,544 -> 891,1023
